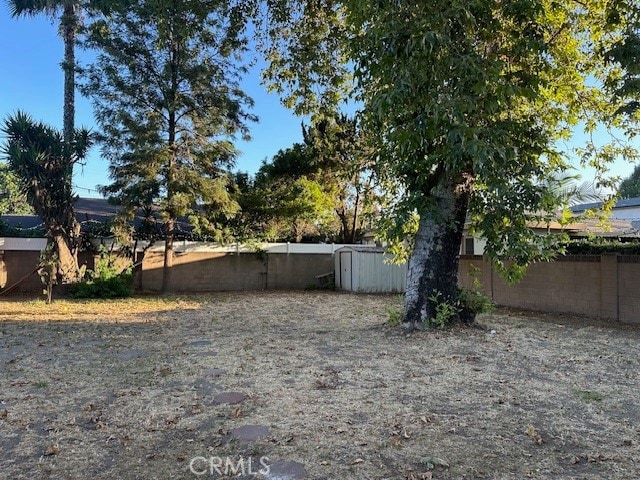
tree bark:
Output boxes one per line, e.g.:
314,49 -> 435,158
61,1 -> 76,157
403,177 -> 471,328
61,1 -> 80,284
162,217 -> 174,294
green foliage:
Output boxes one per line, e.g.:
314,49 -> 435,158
458,288 -> 494,315
2,111 -> 92,288
67,273 -> 133,299
39,245 -> 58,304
81,0 -> 254,290
426,291 -> 459,330
573,389 -> 604,402
301,114 -> 378,243
263,1 -> 633,325
259,1 -> 352,116
0,163 -> 32,215
562,239 -> 640,255
617,164 -> 640,198
386,305 -> 402,327
243,145 -> 338,242
1,112 -> 91,233
67,247 -> 133,299
603,0 -> 640,119
239,114 -> 379,243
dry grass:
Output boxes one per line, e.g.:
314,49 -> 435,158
1,291 -> 639,479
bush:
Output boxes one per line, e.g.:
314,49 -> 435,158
562,239 -> 640,255
67,272 -> 134,299
458,288 -> 494,324
67,246 -> 134,299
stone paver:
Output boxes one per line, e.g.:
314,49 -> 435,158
223,424 -> 270,444
213,392 -> 247,405
264,460 -> 308,479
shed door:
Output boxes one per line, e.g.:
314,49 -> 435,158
340,251 -> 352,291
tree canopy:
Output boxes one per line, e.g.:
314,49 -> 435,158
0,163 -> 33,215
260,0 -> 636,327
618,164 -> 640,198
1,111 -> 92,297
81,0 -> 255,292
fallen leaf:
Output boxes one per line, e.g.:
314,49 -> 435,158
525,424 -> 544,445
45,445 -> 59,456
389,437 -> 403,448
0,409 -> 8,419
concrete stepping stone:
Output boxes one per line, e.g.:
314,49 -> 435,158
223,424 -> 270,444
264,460 -> 308,479
212,392 -> 247,405
202,368 -> 226,377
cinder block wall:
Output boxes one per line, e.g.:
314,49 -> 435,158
138,251 -> 266,291
266,254 -> 334,290
0,251 -> 43,293
137,251 -> 334,292
459,254 -> 640,324
618,256 -> 640,323
0,251 -> 95,294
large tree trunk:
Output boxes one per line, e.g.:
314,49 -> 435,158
162,217 -> 174,294
403,177 -> 471,329
54,232 -> 81,283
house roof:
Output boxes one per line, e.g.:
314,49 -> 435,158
571,196 -> 640,213
1,197 -> 193,237
1,197 -> 118,233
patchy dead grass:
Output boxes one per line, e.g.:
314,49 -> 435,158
1,291 -> 639,480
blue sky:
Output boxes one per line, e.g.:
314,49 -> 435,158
0,10 -> 637,199
0,12 -> 307,198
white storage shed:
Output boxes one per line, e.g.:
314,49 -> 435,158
334,246 -> 406,293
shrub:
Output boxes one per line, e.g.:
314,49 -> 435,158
562,239 -> 640,255
459,288 -> 494,314
67,246 -> 134,299
67,273 -> 133,299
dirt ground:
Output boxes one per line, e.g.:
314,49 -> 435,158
0,291 -> 639,480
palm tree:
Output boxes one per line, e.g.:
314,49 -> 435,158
8,0 -> 82,189
542,173 -> 606,228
